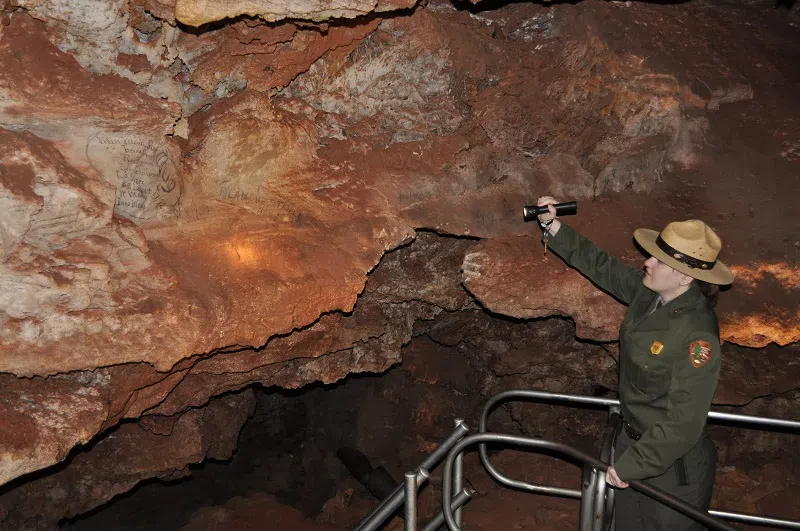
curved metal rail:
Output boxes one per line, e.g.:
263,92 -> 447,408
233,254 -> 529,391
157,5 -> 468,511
443,433 -> 741,531
478,391 -> 617,499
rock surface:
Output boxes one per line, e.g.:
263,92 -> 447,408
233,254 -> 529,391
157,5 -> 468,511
0,390 -> 255,530
183,492 -> 335,531
0,0 -> 798,527
175,0 -> 418,26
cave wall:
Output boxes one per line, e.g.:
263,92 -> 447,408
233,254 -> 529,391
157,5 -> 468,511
57,247 -> 800,528
0,0 -> 798,527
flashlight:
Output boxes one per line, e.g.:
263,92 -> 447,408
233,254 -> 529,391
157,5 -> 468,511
522,201 -> 577,222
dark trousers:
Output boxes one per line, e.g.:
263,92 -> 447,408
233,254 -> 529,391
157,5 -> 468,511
613,428 -> 717,531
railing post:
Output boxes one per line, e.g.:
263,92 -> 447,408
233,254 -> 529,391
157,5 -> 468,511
453,418 -> 465,527
579,465 -> 599,531
404,471 -> 419,531
593,408 -> 620,531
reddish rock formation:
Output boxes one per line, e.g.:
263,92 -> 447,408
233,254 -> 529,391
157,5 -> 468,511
0,0 -> 797,528
175,0 -> 417,27
461,235 -> 627,341
0,390 -> 255,530
183,492 -> 335,531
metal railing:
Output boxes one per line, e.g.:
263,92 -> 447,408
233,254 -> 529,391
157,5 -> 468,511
443,433 -> 740,531
353,388 -> 800,531
478,389 -> 800,530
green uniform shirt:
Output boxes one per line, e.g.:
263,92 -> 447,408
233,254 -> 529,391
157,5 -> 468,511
547,223 -> 721,481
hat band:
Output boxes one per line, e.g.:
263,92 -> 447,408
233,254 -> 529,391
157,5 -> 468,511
655,235 -> 716,270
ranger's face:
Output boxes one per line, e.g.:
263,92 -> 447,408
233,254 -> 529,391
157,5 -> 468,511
642,256 -> 686,297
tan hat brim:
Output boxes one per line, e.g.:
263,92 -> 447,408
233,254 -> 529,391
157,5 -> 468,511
633,228 -> 734,285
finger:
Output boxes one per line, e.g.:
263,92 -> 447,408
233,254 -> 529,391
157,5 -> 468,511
537,196 -> 555,206
547,204 -> 556,216
608,468 -> 629,489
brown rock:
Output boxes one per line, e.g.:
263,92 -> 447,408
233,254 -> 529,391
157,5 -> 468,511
175,0 -> 417,27
0,2 -> 797,524
716,343 -> 800,406
0,373 -> 109,487
189,18 -> 378,94
0,12 -> 178,129
281,11 -> 463,144
402,335 -> 470,391
0,12 -> 183,225
318,487 -> 376,529
365,231 -> 473,310
0,363 -> 189,489
0,391 -> 256,530
536,153 -> 596,199
183,491 -> 335,531
712,468 -> 760,513
131,0 -> 177,26
757,490 -> 800,521
139,295 -> 439,418
0,129 -> 193,378
461,236 -> 627,341
720,263 -> 800,347
15,0 -> 181,92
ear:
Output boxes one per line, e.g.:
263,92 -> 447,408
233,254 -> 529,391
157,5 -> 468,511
677,271 -> 694,287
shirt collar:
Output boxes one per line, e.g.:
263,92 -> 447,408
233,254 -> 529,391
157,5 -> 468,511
663,284 -> 707,315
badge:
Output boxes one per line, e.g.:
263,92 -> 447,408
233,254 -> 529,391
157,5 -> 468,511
650,341 -> 664,355
689,340 -> 713,368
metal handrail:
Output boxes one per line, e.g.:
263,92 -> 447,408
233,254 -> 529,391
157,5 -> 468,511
355,420 -> 469,531
442,433 -> 740,531
479,389 -> 800,431
478,389 -> 800,530
354,389 -> 800,530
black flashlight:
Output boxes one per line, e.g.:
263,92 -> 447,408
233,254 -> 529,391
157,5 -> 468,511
522,201 -> 577,222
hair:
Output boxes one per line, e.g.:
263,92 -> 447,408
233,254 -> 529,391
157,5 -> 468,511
694,279 -> 720,307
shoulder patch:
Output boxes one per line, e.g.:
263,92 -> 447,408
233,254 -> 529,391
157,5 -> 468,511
689,340 -> 713,368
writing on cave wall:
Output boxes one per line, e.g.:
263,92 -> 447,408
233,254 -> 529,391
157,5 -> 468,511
86,133 -> 181,221
218,179 -> 269,210
170,183 -> 270,222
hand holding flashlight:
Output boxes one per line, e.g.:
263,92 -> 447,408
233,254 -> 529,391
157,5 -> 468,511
522,200 -> 577,222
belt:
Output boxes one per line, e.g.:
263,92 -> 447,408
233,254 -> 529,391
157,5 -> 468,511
623,422 -> 642,441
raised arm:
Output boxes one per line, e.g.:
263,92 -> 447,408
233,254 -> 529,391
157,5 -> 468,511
536,197 -> 642,305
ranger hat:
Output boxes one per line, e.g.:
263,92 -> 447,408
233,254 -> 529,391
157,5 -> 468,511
634,220 -> 734,285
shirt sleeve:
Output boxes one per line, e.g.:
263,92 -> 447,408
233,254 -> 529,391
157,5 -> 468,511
614,332 -> 721,481
545,223 -> 643,305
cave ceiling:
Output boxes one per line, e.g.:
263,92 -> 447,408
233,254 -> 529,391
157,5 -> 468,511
0,0 -> 798,526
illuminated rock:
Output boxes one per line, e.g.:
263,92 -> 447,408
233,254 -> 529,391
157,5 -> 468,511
175,0 -> 417,26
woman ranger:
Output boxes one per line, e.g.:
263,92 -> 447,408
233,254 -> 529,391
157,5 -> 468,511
536,196 -> 734,530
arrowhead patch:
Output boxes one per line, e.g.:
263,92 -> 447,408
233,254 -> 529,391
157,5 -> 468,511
689,340 -> 713,368
650,341 -> 664,355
